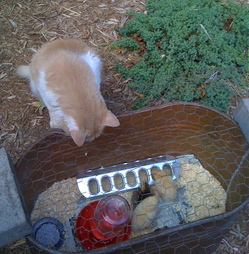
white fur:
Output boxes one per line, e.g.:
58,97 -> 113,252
80,52 -> 101,87
37,71 -> 61,127
64,115 -> 79,131
37,71 -> 59,109
16,65 -> 31,79
16,65 -> 42,102
37,71 -> 78,131
29,77 -> 41,100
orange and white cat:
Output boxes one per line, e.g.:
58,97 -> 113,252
17,39 -> 120,146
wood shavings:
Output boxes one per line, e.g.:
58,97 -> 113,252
177,155 -> 227,222
31,177 -> 82,223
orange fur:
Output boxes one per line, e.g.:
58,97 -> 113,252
17,39 -> 119,146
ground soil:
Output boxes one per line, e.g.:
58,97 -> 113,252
0,0 -> 248,253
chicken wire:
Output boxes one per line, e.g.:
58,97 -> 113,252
12,103 -> 249,254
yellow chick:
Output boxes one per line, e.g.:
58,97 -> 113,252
131,195 -> 158,231
151,167 -> 177,202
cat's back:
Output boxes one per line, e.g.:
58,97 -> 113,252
33,39 -> 95,62
30,39 -> 101,86
29,39 -> 103,126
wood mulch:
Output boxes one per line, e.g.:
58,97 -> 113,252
0,0 -> 248,253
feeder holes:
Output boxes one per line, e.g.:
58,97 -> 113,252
101,176 -> 112,192
126,171 -> 136,187
139,169 -> 148,183
88,179 -> 99,195
114,174 -> 124,189
163,164 -> 172,175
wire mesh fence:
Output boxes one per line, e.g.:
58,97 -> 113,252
5,103 -> 247,254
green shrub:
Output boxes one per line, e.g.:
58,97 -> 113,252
111,37 -> 140,51
112,0 -> 249,111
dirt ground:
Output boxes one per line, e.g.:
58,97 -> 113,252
0,0 -> 248,253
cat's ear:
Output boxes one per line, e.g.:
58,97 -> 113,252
70,129 -> 86,146
102,110 -> 120,127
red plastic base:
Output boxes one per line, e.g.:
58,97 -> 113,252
75,200 -> 131,250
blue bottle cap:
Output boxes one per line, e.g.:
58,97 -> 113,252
31,217 -> 65,249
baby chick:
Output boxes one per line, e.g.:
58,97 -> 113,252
131,181 -> 153,210
131,195 -> 159,231
151,167 -> 177,202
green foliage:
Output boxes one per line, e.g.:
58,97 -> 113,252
111,37 -> 140,51
113,0 -> 249,111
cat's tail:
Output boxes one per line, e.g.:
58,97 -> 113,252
16,65 -> 31,79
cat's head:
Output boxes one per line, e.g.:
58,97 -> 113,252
68,109 -> 120,146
